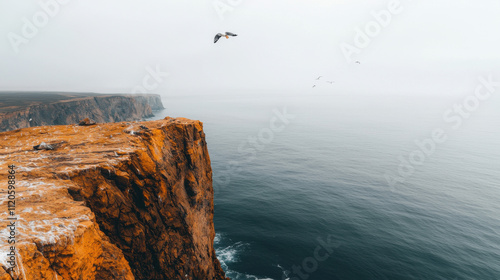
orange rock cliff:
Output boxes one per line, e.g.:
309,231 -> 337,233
0,118 -> 228,279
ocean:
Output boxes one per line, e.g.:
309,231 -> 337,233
152,90 -> 500,280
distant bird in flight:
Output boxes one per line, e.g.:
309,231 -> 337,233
214,32 -> 238,43
316,76 -> 322,80
326,81 -> 334,84
355,61 -> 361,64
312,85 -> 316,88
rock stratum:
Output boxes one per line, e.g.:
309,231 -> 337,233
0,93 -> 164,132
0,118 -> 228,280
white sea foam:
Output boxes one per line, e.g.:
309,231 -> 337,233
214,232 -> 221,244
276,264 -> 289,280
215,234 -> 274,280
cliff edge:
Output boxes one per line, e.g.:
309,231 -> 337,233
0,93 -> 165,132
0,118 -> 227,280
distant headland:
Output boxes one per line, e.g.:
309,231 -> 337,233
0,92 -> 164,132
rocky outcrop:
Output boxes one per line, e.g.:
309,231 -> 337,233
0,94 -> 164,132
0,118 -> 227,280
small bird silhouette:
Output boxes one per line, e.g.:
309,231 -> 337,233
355,61 -> 361,64
316,76 -> 322,80
214,32 -> 238,43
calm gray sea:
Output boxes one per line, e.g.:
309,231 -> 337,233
152,90 -> 500,280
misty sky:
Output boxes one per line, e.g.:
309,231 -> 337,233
0,0 -> 499,96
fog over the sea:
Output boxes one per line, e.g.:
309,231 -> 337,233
0,0 -> 499,96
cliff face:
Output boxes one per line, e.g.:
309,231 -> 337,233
0,94 -> 164,132
0,118 -> 227,280
131,94 -> 164,111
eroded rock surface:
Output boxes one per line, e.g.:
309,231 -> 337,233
0,117 -> 227,280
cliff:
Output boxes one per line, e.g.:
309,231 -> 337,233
0,118 -> 228,280
0,93 -> 165,132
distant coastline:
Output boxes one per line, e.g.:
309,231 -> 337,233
0,92 -> 164,132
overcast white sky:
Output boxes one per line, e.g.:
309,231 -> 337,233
0,0 -> 499,96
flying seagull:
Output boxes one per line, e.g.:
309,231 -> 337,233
214,32 -> 238,43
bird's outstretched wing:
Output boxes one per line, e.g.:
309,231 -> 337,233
225,32 -> 238,37
214,33 -> 222,43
